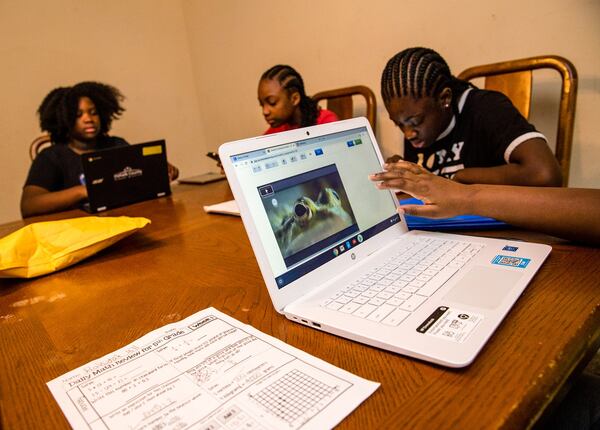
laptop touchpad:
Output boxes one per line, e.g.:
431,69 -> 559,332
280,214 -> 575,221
443,266 -> 523,309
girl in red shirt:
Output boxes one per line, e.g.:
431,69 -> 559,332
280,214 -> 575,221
258,65 -> 338,135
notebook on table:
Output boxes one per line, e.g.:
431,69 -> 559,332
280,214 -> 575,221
81,140 -> 171,213
219,117 -> 551,367
178,171 -> 226,185
399,198 -> 508,231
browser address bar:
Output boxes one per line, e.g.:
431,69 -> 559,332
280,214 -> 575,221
265,142 -> 297,154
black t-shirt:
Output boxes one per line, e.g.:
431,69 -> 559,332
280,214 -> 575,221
404,88 -> 546,178
25,136 -> 129,191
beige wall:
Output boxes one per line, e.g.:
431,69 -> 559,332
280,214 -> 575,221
1,0 -> 598,224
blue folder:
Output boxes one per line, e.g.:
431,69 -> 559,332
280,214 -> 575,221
399,198 -> 508,231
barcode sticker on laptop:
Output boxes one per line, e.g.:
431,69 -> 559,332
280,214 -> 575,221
417,306 -> 482,343
492,255 -> 531,268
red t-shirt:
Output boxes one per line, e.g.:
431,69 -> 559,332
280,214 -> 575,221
264,109 -> 339,135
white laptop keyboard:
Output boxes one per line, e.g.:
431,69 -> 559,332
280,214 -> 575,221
321,237 -> 484,326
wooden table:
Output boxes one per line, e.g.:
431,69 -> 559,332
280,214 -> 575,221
1,182 -> 599,429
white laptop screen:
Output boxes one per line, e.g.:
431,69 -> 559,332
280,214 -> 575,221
229,125 -> 400,288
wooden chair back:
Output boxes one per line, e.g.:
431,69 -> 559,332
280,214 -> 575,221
458,55 -> 577,186
30,134 -> 52,160
312,85 -> 377,133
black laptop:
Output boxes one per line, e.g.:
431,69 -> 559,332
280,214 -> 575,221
81,140 -> 171,213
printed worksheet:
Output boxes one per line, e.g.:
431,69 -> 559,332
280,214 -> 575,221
48,307 -> 379,429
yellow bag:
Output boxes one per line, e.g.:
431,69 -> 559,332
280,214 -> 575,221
0,216 -> 150,278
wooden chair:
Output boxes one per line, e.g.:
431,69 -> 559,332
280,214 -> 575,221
312,85 -> 377,133
30,133 -> 52,160
457,55 -> 577,186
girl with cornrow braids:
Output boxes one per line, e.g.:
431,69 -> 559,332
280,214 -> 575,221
380,47 -> 562,186
258,65 -> 338,135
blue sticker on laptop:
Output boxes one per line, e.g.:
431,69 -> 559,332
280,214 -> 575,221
502,245 -> 519,252
492,255 -> 530,268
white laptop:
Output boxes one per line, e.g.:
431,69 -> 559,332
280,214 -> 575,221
219,117 -> 551,367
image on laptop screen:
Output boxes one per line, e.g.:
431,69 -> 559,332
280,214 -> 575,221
229,126 -> 400,288
258,164 -> 358,268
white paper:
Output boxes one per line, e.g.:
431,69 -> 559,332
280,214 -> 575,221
48,307 -> 378,430
203,199 -> 240,216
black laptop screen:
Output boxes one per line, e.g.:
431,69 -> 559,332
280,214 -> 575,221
81,140 -> 171,212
